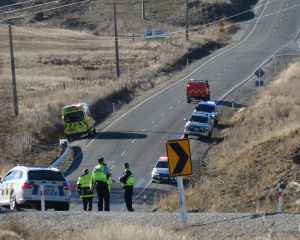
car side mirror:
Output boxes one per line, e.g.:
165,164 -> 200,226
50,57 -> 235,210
151,165 -> 154,168
193,106 -> 196,109
184,118 -> 188,121
210,122 -> 214,125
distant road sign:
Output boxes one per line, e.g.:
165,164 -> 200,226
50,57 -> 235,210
219,29 -> 225,33
166,139 -> 192,177
218,22 -> 225,28
254,68 -> 265,78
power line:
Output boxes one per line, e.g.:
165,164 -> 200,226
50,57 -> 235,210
0,0 -> 37,10
3,3 -> 299,43
0,0 -> 58,17
1,0 -> 298,42
1,0 -> 278,39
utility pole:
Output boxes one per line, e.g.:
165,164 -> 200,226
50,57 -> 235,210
9,25 -> 18,117
114,3 -> 120,78
186,0 -> 189,40
142,0 -> 145,19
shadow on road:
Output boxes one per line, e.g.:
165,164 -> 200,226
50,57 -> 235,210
97,132 -> 148,140
217,100 -> 245,109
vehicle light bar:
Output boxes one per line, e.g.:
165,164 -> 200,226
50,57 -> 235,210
207,101 -> 215,104
159,156 -> 168,160
190,78 -> 194,81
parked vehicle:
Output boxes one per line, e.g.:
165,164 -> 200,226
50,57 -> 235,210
184,112 -> 214,138
151,156 -> 177,183
0,164 -> 71,211
193,101 -> 219,124
187,79 -> 210,103
62,102 -> 96,141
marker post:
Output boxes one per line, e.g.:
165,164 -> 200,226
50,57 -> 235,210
279,188 -> 282,213
177,177 -> 187,228
40,185 -> 45,219
275,57 -> 277,77
142,195 -> 146,212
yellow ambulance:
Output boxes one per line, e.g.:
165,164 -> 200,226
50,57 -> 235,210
62,103 -> 96,140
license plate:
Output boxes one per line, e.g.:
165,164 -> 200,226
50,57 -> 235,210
194,128 -> 199,131
69,130 -> 74,133
44,191 -> 57,196
44,186 -> 54,191
162,177 -> 169,180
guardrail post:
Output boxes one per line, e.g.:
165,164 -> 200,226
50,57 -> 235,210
41,185 -> 45,218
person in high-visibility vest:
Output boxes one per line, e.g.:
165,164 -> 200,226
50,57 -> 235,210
92,158 -> 111,211
119,163 -> 135,212
76,169 -> 94,211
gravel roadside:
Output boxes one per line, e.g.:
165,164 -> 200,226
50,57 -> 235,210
0,211 -> 299,239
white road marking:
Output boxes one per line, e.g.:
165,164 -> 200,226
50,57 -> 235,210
160,113 -> 164,116
213,78 -> 215,80
151,120 -> 155,124
180,135 -> 184,139
122,151 -> 126,156
132,139 -> 136,143
224,69 -> 226,71
142,129 -> 146,132
110,165 -> 115,170
170,106 -> 173,109
177,100 -> 180,103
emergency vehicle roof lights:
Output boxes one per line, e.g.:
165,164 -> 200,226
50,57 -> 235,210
160,156 -> 168,160
207,101 -> 215,104
75,104 -> 81,107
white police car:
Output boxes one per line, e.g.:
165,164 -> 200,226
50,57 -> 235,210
151,157 -> 177,183
184,112 -> 214,138
0,164 -> 71,211
193,101 -> 219,124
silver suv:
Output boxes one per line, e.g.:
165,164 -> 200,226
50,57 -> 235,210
0,165 -> 71,211
184,112 -> 214,138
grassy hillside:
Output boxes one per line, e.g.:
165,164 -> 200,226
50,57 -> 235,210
156,60 -> 300,213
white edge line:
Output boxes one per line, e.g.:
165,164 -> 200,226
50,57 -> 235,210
64,0 -> 270,173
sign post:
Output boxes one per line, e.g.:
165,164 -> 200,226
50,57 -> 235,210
166,139 -> 192,228
40,185 -> 45,219
218,22 -> 226,45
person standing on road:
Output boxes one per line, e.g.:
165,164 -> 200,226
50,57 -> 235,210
76,169 -> 94,211
119,163 -> 134,212
92,158 -> 111,211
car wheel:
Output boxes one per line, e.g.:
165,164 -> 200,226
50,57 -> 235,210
184,134 -> 188,138
187,98 -> 191,103
152,180 -> 156,183
88,130 -> 92,137
93,127 -> 96,135
55,203 -> 69,211
10,192 -> 20,211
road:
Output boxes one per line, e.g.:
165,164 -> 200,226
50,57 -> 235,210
64,0 -> 300,211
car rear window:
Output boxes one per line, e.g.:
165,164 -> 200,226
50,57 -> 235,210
28,170 -> 66,181
156,161 -> 168,168
190,116 -> 208,123
64,111 -> 84,123
195,105 -> 215,113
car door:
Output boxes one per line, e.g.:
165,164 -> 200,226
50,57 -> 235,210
0,171 -> 12,204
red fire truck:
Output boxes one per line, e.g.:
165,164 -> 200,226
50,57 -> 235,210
186,79 -> 210,103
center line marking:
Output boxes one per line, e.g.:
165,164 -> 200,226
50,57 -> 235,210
122,151 -> 126,156
160,113 -> 164,116
142,129 -> 146,132
180,97 -> 187,103
132,139 -> 136,143
217,69 -> 224,75
124,139 -> 140,156
146,121 -> 158,132
164,106 -> 176,116
208,78 -> 213,81
151,120 -> 155,124
228,61 -> 234,67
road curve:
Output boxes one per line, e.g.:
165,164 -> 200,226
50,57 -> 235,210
65,0 -> 300,211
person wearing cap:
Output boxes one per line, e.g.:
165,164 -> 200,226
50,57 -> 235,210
92,157 -> 111,211
119,163 -> 135,212
76,169 -> 94,211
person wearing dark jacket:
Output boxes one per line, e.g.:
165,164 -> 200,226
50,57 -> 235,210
76,169 -> 94,211
119,163 -> 135,212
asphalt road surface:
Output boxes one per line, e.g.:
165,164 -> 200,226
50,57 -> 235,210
65,0 -> 300,211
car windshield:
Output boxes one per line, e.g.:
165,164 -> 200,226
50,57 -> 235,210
64,111 -> 84,123
28,170 -> 66,181
195,105 -> 215,113
156,161 -> 168,168
189,115 -> 208,123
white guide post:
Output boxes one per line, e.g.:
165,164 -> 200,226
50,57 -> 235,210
275,57 -> 277,77
177,177 -> 187,228
142,195 -> 146,212
232,99 -> 234,111
279,188 -> 282,213
40,185 -> 45,219
112,103 -> 115,112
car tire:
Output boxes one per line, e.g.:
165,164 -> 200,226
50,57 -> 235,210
88,130 -> 92,137
184,134 -> 188,138
10,192 -> 20,211
93,127 -> 96,135
187,98 -> 191,103
152,180 -> 156,183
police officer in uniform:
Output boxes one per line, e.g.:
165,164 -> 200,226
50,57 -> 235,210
76,169 -> 94,211
92,158 -> 111,211
119,163 -> 134,212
